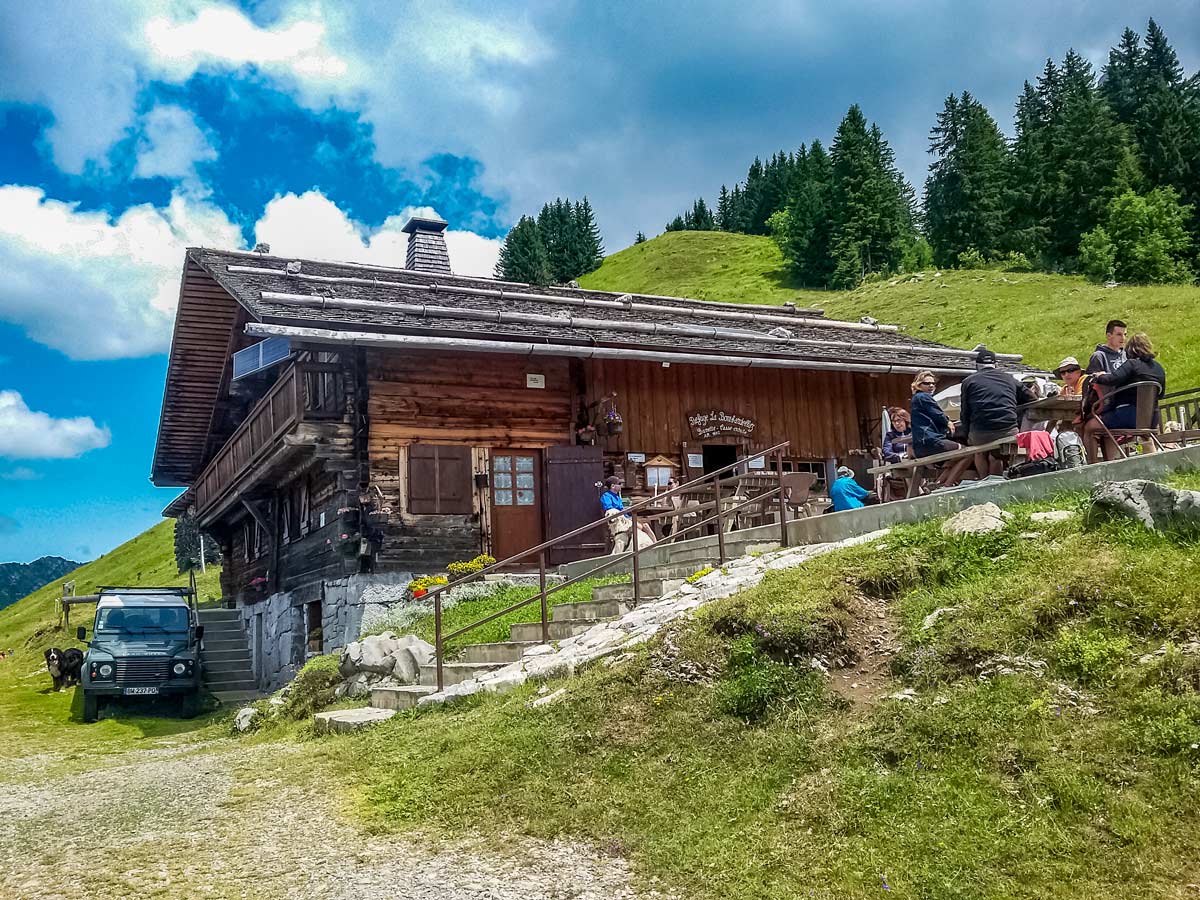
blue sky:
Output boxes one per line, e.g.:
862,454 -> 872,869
0,0 -> 1197,563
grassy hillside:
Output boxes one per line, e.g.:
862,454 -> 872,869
582,232 -> 1200,388
0,519 -> 225,761
325,476 -> 1200,900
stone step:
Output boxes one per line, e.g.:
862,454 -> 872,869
204,673 -> 257,690
458,641 -> 537,664
509,619 -> 604,642
590,579 -> 682,604
202,638 -> 248,653
200,629 -> 247,643
201,648 -> 252,663
369,684 -> 437,711
637,562 -> 722,582
551,599 -> 629,622
205,659 -> 255,676
419,661 -> 502,687
314,707 -> 397,734
210,689 -> 260,704
197,609 -> 240,623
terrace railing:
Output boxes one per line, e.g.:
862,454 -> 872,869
1160,386 -> 1200,431
426,441 -> 793,691
194,362 -> 345,517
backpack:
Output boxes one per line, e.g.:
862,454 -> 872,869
1055,431 -> 1085,469
1005,456 -> 1061,479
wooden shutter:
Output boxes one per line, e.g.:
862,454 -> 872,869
408,444 -> 473,514
544,445 -> 606,564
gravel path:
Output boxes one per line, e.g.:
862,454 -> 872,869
0,740 -> 652,900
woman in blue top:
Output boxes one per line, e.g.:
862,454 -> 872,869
829,466 -> 872,511
600,476 -> 625,513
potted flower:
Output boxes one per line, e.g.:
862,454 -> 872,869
604,407 -> 623,435
576,424 -> 598,445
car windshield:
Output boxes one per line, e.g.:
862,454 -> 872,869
96,605 -> 189,634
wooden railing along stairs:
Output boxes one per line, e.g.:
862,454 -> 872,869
369,442 -> 793,711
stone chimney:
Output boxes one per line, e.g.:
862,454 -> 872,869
401,215 -> 451,274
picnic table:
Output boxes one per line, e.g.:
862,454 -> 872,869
868,436 -> 1021,499
1018,395 -> 1081,424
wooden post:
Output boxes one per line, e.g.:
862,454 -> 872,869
539,551 -> 549,644
631,510 -> 641,606
434,592 -> 444,692
715,481 -> 727,564
776,449 -> 789,548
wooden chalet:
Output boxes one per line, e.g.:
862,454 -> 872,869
152,217 -> 1026,660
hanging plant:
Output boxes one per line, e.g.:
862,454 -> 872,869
576,424 -> 598,444
604,407 -> 624,435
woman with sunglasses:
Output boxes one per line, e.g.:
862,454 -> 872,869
909,370 -> 969,486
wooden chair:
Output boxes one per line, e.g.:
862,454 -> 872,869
1096,381 -> 1165,457
781,472 -> 817,519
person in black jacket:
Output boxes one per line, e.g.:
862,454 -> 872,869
959,348 -> 1037,476
1083,332 -> 1167,463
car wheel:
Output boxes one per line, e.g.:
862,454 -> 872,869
82,693 -> 100,724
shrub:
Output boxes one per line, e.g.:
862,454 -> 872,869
998,250 -> 1033,272
715,635 -> 821,722
686,566 -> 715,584
280,654 -> 343,720
956,247 -> 988,269
1131,688 -> 1200,757
1052,626 -> 1130,684
1080,226 -> 1117,283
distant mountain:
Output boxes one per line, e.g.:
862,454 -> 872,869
0,557 -> 82,611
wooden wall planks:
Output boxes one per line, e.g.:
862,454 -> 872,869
582,359 -> 911,461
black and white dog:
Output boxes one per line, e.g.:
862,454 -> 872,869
45,647 -> 84,691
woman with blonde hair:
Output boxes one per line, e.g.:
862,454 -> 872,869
909,370 -> 971,486
1083,332 -> 1167,463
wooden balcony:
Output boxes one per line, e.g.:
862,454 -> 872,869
194,363 -> 347,522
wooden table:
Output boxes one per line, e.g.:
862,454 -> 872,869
1019,395 -> 1081,425
868,437 -> 1020,498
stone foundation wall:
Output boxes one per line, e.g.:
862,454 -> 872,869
239,570 -> 413,691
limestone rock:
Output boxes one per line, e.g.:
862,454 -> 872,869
942,502 -> 1009,535
234,706 -> 259,733
921,606 -> 958,632
529,687 -> 567,707
1086,480 -> 1200,531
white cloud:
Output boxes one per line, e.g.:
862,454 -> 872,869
0,391 -> 111,459
0,186 -> 243,359
134,104 -> 218,182
0,466 -> 40,481
255,190 -> 501,276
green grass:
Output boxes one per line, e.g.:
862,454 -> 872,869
0,519 -> 226,764
405,576 -> 628,655
581,231 -> 1200,387
313,480 -> 1200,899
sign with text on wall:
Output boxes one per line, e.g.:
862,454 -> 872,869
687,409 -> 757,440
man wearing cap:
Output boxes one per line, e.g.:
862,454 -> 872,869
959,347 -> 1037,476
1054,356 -> 1085,398
829,465 -> 873,512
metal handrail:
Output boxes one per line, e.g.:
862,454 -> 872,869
429,440 -> 792,690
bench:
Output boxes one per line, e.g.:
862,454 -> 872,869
868,437 -> 1019,498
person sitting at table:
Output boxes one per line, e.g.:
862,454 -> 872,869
1082,332 -> 1167,464
882,407 -> 912,463
599,476 -> 656,551
960,347 -> 1037,476
909,370 -> 971,486
829,466 -> 877,511
1054,356 -> 1086,398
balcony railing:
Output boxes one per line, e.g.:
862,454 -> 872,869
194,363 -> 345,517
1160,386 -> 1200,430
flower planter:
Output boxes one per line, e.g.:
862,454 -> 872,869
606,421 -> 623,436
412,588 -> 427,599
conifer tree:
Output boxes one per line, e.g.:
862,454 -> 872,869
924,92 -> 1011,265
1102,27 -> 1144,124
635,231 -> 647,244
495,216 -> 550,284
571,197 -> 605,275
783,139 -> 834,286
716,186 -> 732,231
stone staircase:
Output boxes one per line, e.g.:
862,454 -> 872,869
197,608 -> 259,704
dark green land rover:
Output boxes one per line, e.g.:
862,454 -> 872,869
78,587 -> 205,723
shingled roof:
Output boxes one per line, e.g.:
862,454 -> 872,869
187,247 -> 1029,374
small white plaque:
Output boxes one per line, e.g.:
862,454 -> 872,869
747,456 -> 766,470
626,452 -> 646,464
526,373 -> 546,389
319,512 -> 326,527
687,453 -> 704,468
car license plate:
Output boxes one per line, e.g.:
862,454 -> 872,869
124,686 -> 159,696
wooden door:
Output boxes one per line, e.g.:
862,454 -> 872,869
544,445 -> 606,564
490,450 -> 544,565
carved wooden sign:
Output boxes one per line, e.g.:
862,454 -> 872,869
687,409 -> 756,440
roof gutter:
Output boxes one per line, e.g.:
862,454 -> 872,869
245,322 -> 981,377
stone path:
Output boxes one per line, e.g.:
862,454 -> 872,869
0,740 -> 655,900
